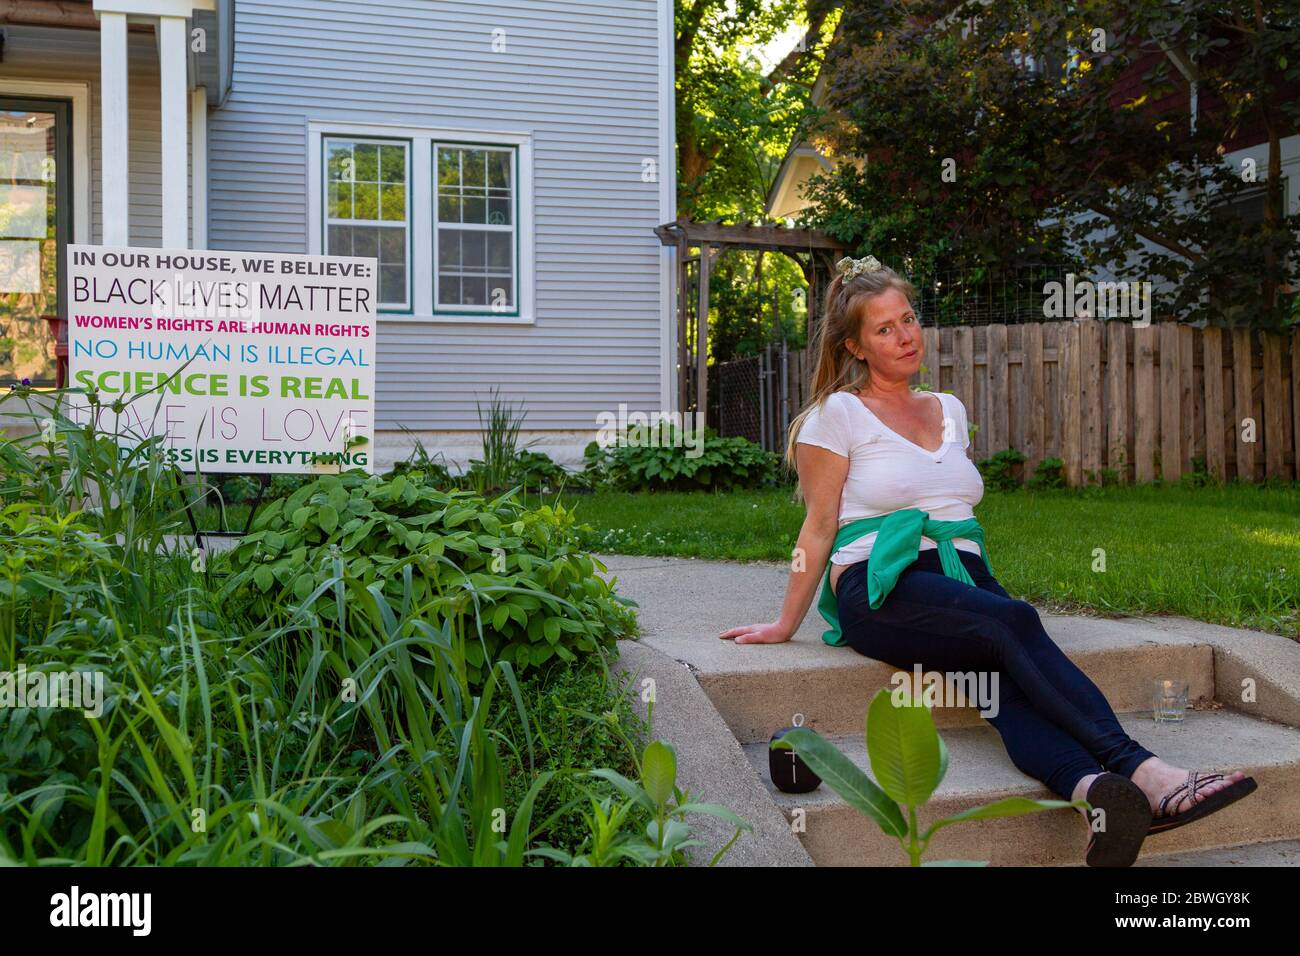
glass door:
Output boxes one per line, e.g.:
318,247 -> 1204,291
0,97 -> 71,387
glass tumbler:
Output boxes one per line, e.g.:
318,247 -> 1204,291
1152,679 -> 1189,722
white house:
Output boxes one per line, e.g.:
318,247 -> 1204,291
0,0 -> 677,470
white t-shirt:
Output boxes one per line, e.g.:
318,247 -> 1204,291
795,389 -> 985,566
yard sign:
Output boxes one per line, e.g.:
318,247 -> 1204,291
66,245 -> 376,474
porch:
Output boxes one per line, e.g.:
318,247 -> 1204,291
0,0 -> 231,388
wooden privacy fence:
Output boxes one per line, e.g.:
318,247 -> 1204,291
777,321 -> 1299,485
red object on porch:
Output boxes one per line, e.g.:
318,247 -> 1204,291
42,314 -> 68,388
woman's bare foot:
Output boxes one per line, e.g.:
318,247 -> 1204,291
1130,757 -> 1248,818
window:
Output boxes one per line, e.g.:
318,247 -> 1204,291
310,123 -> 532,323
1210,180 -> 1286,226
1206,178 -> 1292,316
323,136 -> 410,310
0,97 -> 71,386
435,145 -> 516,314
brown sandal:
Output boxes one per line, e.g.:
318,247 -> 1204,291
1148,770 -> 1258,835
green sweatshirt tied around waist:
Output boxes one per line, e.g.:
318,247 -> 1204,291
817,509 -> 992,647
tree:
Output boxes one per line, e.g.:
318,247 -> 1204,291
801,0 -> 1299,328
674,0 -> 843,361
1098,0 -> 1300,326
675,0 -> 839,219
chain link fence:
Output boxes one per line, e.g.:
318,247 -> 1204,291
910,264 -> 1081,326
717,344 -> 791,452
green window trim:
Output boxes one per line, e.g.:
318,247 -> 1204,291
432,141 -> 519,318
0,95 -> 72,387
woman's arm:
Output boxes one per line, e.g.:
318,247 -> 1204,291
719,443 -> 848,644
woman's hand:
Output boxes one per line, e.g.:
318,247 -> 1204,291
720,442 -> 845,648
719,621 -> 792,644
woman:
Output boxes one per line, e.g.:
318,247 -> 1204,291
720,255 -> 1257,867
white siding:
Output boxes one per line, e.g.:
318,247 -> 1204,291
0,25 -> 180,247
208,0 -> 669,433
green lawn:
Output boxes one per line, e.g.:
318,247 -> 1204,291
196,483 -> 1299,639
562,484 -> 1300,639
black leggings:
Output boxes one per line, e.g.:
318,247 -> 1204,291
836,548 -> 1156,799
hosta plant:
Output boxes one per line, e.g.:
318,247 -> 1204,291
583,425 -> 780,492
219,470 -> 637,689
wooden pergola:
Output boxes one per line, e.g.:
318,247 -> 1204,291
655,218 -> 845,422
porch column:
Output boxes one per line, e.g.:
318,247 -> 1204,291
99,10 -> 129,245
158,13 -> 188,248
94,0 -> 214,248
190,87 -> 208,249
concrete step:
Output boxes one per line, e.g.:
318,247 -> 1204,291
598,555 -> 1217,741
699,613 -> 1215,741
741,709 -> 1300,866
1132,838 -> 1300,867
601,554 -> 1300,865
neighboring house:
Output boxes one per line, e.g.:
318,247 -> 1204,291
0,0 -> 677,470
765,63 -> 836,220
767,12 -> 1299,301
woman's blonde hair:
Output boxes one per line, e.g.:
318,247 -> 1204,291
784,264 -> 920,471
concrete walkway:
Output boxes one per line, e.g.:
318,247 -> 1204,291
601,553 -> 1300,867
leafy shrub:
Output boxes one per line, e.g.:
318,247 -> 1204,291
206,472 -> 306,512
464,448 -> 572,494
216,473 -> 261,504
269,473 -> 312,498
1181,456 -> 1213,489
582,440 -> 615,487
510,449 -> 571,493
976,448 -> 1027,492
583,426 -> 780,492
385,433 -> 455,488
0,385 -> 740,869
1083,467 -> 1123,488
220,470 -> 637,688
1027,457 -> 1067,490
0,505 -> 122,654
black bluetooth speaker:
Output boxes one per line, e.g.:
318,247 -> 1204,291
769,726 -> 821,793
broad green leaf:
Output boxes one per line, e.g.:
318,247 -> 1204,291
543,616 -> 561,644
922,796 -> 1082,842
318,504 -> 339,535
640,740 -> 677,806
866,687 -> 943,807
491,604 -> 511,630
773,728 -> 907,838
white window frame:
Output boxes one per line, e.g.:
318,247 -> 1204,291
321,135 -> 412,312
308,120 -> 535,324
